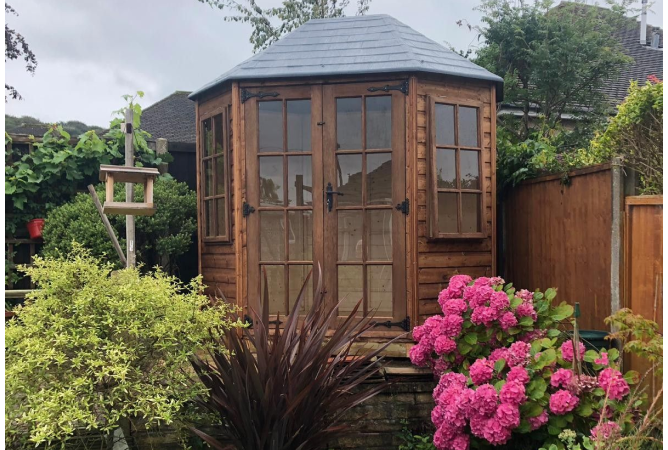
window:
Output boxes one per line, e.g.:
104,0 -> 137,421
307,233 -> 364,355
201,108 -> 231,241
428,98 -> 484,238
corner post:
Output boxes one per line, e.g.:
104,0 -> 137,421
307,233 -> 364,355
124,108 -> 136,268
610,157 -> 624,331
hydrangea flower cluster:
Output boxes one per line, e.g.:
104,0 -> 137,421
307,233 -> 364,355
598,368 -> 630,401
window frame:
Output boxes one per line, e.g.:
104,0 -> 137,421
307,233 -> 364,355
199,105 -> 232,243
428,96 -> 485,239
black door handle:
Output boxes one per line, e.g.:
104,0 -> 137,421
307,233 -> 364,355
325,182 -> 343,212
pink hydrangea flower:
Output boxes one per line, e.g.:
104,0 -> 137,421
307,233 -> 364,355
490,276 -> 505,286
507,366 -> 530,385
489,348 -> 509,363
591,421 -> 621,441
528,410 -> 549,430
432,357 -> 451,376
594,351 -> 609,366
549,389 -> 579,415
433,372 -> 467,400
441,298 -> 468,316
433,423 -> 457,449
482,417 -> 512,445
551,368 -> 574,388
472,384 -> 498,416
470,285 -> 495,308
409,343 -> 431,367
496,403 -> 520,428
515,302 -> 537,321
515,289 -> 534,302
598,368 -> 630,401
451,433 -> 469,450
500,380 -> 526,405
490,291 -> 510,312
519,329 -> 546,342
507,341 -> 531,367
412,324 -> 427,342
440,314 -> 464,338
561,340 -> 586,362
471,306 -> 499,326
469,358 -> 494,385
434,336 -> 457,355
499,311 -> 518,331
431,404 -> 446,428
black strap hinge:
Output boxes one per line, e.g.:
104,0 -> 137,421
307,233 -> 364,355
395,198 -> 409,215
241,89 -> 280,103
243,202 -> 255,217
372,316 -> 410,331
367,80 -> 409,95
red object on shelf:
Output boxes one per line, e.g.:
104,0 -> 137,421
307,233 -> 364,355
5,310 -> 15,320
26,218 -> 45,240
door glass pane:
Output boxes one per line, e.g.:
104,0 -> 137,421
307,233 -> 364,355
260,211 -> 285,261
436,149 -> 456,189
368,265 -> 392,316
459,106 -> 478,147
462,193 -> 481,233
337,97 -> 362,150
367,210 -> 392,261
287,100 -> 311,152
336,154 -> 362,206
287,155 -> 312,206
338,210 -> 363,262
216,197 -> 226,237
203,160 -> 213,196
215,156 -> 226,194
259,101 -> 283,153
202,118 -> 213,157
259,156 -> 283,206
261,265 -> 286,315
460,150 -> 480,189
213,114 -> 224,154
205,200 -> 214,237
289,265 -> 313,314
435,104 -> 455,146
366,96 -> 391,149
366,153 -> 392,205
338,265 -> 363,314
288,211 -> 313,261
438,192 -> 458,234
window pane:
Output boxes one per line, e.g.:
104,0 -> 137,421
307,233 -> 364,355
287,100 -> 311,152
366,96 -> 391,149
202,118 -> 213,157
288,211 -> 313,261
205,200 -> 215,237
259,156 -> 283,206
203,160 -> 213,197
259,101 -> 283,152
462,193 -> 481,233
460,150 -> 480,190
289,265 -> 312,314
366,153 -> 392,206
216,197 -> 226,237
213,114 -> 224,155
368,265 -> 392,316
260,211 -> 285,261
336,154 -> 363,206
438,192 -> 458,234
261,265 -> 286,315
338,210 -> 363,262
337,97 -> 362,150
459,106 -> 478,147
436,149 -> 456,189
338,265 -> 363,314
435,104 -> 455,146
367,210 -> 392,261
215,156 -> 226,195
288,155 -> 312,206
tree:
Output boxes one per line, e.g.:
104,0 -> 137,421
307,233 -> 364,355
200,0 -> 372,52
474,0 -> 633,144
5,3 -> 37,101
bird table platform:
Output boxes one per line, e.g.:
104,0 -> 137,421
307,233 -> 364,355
99,165 -> 159,216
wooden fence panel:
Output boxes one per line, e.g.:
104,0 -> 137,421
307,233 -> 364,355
503,165 -> 613,331
623,195 -> 662,396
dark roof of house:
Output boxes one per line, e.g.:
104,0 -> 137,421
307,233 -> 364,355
603,20 -> 663,105
141,91 -> 196,144
190,14 -> 504,100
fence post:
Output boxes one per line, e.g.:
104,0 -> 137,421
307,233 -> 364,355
156,138 -> 168,175
610,157 -> 624,332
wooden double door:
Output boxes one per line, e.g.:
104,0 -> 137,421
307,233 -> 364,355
245,82 -> 406,324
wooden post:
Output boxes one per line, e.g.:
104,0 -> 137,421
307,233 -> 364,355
610,157 -> 624,330
156,138 -> 168,174
125,108 -> 136,268
87,185 -> 127,267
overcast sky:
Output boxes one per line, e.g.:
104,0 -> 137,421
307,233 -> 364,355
4,0 -> 664,127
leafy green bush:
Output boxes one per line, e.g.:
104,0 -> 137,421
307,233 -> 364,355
42,177 -> 196,274
5,245 -> 242,447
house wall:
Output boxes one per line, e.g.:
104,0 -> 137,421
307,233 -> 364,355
414,76 -> 496,324
196,90 -> 237,302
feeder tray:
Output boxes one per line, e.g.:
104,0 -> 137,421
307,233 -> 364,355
99,165 -> 159,216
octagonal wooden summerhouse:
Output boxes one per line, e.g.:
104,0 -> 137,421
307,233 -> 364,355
189,14 -> 503,347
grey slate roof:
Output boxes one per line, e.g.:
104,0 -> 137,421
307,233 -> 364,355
189,14 -> 503,100
141,91 -> 196,144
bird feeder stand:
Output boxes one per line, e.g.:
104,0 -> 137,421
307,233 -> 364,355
98,165 -> 159,216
